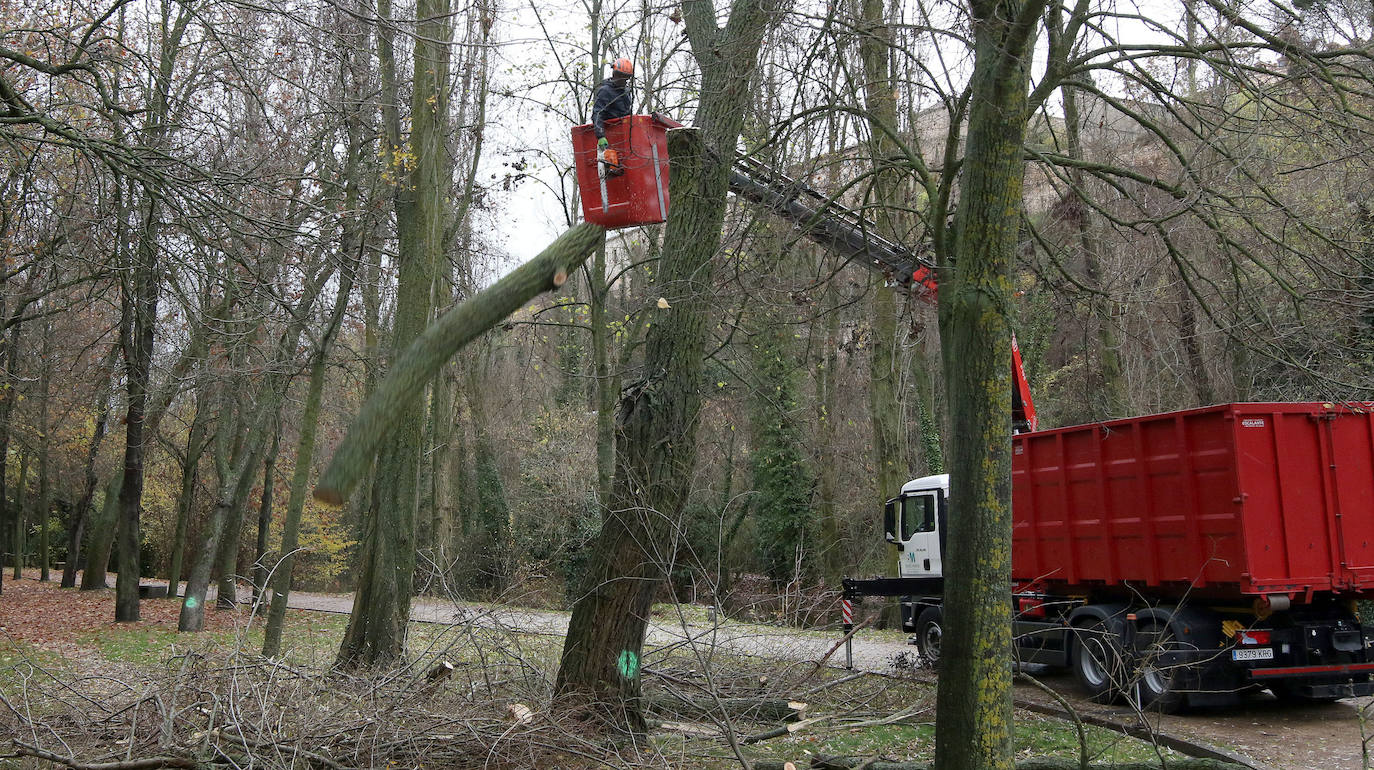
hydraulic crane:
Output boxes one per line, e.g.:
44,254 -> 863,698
726,149 -> 1037,433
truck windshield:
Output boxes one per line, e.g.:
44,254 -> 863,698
901,494 -> 937,540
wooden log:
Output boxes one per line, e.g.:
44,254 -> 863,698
313,223 -> 606,506
425,660 -> 454,683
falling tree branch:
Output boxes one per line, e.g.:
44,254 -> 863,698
313,222 -> 606,505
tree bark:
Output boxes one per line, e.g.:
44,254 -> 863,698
215,400 -> 256,611
115,0 -> 194,623
262,239 -> 356,657
1060,80 -> 1127,418
933,1 -> 1044,767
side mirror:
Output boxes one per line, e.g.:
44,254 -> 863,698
883,499 -> 898,544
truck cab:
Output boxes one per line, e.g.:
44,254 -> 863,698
885,474 -> 947,580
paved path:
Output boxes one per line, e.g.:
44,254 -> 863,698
232,585 -> 917,673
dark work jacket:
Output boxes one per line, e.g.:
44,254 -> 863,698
591,77 -> 633,139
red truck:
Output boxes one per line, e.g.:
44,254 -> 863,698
845,402 -> 1374,711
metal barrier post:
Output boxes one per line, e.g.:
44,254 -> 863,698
842,598 -> 854,670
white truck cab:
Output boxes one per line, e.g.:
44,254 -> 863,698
884,473 -> 948,580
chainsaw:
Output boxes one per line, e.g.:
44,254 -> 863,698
599,146 -> 626,178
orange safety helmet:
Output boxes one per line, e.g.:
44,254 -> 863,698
611,57 -> 634,77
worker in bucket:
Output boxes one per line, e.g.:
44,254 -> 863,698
592,57 -> 634,176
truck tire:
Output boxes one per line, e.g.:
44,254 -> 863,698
1071,620 -> 1123,703
1135,621 -> 1185,713
915,607 -> 943,669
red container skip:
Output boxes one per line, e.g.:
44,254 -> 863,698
572,114 -> 672,228
1011,403 -> 1374,601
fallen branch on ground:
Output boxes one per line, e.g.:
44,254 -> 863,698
14,741 -> 199,770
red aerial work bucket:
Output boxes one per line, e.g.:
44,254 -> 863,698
572,114 -> 672,228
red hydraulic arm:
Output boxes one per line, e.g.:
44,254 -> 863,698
724,147 -> 1038,432
638,114 -> 1037,431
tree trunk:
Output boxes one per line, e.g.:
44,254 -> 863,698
553,1 -> 773,731
81,475 -> 121,589
115,0 -> 193,622
591,242 -> 616,514
859,0 -> 909,626
817,279 -> 842,582
747,303 -> 814,585
262,235 -> 357,657
13,450 -> 28,579
215,401 -> 255,611
165,392 -> 212,597
466,355 -> 511,589
314,223 -> 607,506
115,214 -> 157,621
334,0 -> 449,668
36,319 -> 52,582
179,410 -> 267,631
251,425 -> 281,604
1061,80 -> 1127,418
933,2 -> 1042,768
62,345 -> 119,588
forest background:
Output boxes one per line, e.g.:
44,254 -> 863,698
1,0 -> 1372,659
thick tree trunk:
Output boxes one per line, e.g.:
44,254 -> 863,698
555,129 -> 720,733
553,1 -> 773,732
334,0 -> 449,668
932,2 -> 1042,768
314,224 -> 606,505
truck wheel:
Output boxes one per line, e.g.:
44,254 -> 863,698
1071,620 -> 1123,703
915,607 -> 943,669
1135,622 -> 1185,713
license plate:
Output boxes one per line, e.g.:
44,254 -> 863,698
1232,647 -> 1275,661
